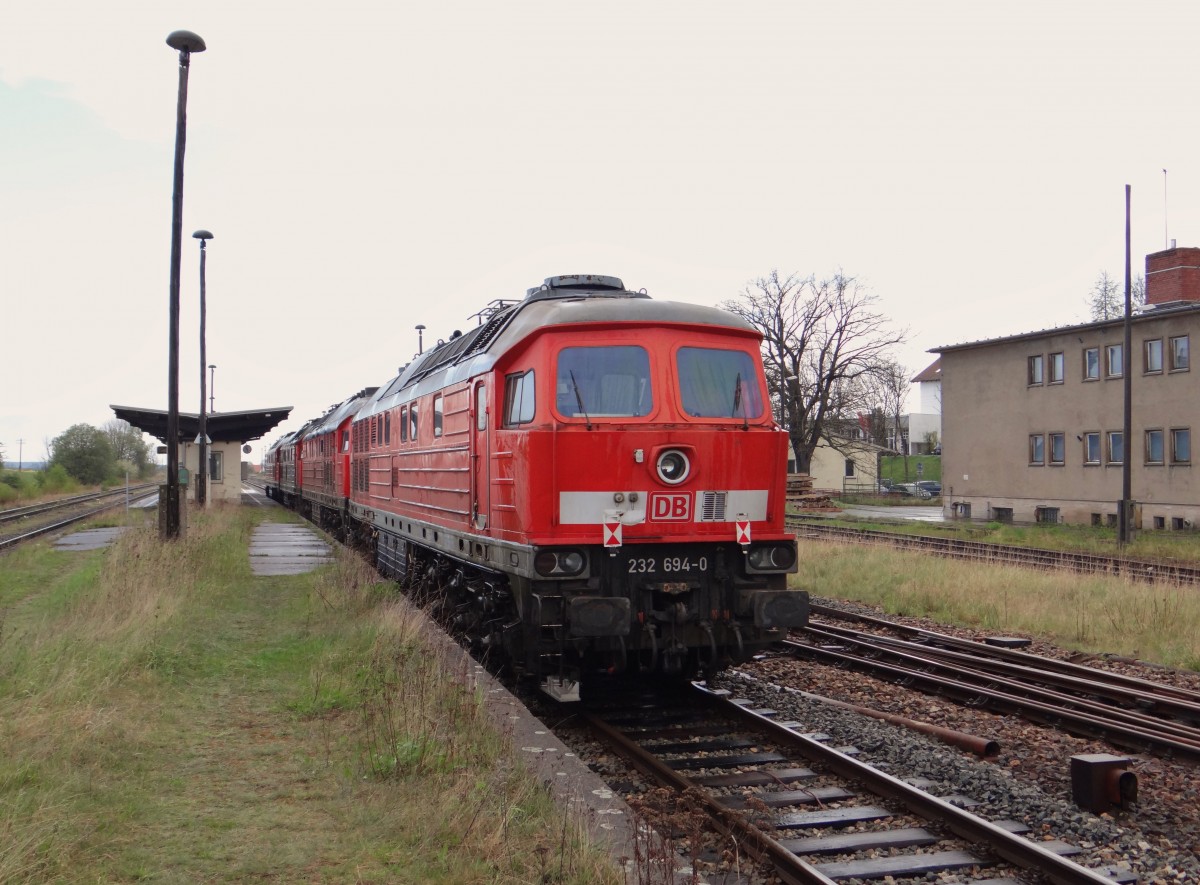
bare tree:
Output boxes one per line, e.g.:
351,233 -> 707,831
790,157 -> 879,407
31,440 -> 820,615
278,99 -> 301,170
722,270 -> 907,474
862,360 -> 910,447
1089,271 -> 1146,321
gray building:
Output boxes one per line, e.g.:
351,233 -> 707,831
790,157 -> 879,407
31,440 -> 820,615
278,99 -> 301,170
933,245 -> 1199,528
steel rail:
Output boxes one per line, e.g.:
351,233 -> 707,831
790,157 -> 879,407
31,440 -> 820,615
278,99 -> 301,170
698,682 -> 1121,885
811,618 -> 1200,724
582,708 -> 839,885
802,624 -> 1200,747
0,484 -> 158,525
791,519 -> 1200,586
0,492 -> 157,552
786,634 -> 1200,761
810,602 -> 1200,705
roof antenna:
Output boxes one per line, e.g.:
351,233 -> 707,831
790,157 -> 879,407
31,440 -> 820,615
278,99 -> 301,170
1164,168 -> 1169,250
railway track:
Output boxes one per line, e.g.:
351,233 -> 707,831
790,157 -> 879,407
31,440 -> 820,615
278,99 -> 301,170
785,603 -> 1200,762
789,518 -> 1200,585
0,484 -> 158,551
579,680 -> 1129,884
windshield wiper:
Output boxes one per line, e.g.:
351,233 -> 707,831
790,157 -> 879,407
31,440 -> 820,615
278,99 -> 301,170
732,372 -> 748,430
570,370 -> 593,431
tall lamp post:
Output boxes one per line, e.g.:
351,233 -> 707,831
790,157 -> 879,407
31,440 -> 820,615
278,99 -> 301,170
416,324 -> 426,355
193,229 -> 213,507
163,29 -> 206,539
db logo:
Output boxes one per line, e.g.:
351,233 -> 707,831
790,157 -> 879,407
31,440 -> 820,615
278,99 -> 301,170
649,493 -> 691,521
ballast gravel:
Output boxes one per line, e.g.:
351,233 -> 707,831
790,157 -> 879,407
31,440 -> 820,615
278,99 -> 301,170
549,595 -> 1200,883
712,595 -> 1200,883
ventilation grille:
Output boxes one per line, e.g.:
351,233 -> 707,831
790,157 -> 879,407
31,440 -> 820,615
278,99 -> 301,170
699,491 -> 727,522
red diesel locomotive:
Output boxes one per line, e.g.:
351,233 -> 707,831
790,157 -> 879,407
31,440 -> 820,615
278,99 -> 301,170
265,274 -> 807,697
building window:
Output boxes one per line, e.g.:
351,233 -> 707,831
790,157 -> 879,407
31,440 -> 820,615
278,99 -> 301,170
1172,428 -> 1191,464
1029,434 -> 1045,465
1170,335 -> 1190,371
1173,517 -> 1186,530
1028,354 -> 1044,385
1084,432 -> 1101,464
1049,432 -> 1065,465
1105,344 -> 1123,378
1146,429 -> 1164,464
1107,431 -> 1123,465
1048,352 -> 1064,383
844,459 -> 855,477
209,450 -> 223,483
1035,506 -> 1060,524
409,404 -> 419,440
1154,516 -> 1166,530
384,411 -> 391,445
1145,338 -> 1163,374
433,394 -> 444,438
992,507 -> 1013,523
1083,347 -> 1100,380
400,406 -> 408,442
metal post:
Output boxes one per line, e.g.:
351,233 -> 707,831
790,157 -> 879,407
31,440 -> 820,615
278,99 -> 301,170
163,29 -> 206,539
194,230 -> 213,507
1119,184 -> 1134,546
209,364 -> 217,413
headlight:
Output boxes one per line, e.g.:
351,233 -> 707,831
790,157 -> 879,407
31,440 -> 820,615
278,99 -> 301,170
534,548 -> 587,577
747,543 -> 797,571
656,449 -> 690,485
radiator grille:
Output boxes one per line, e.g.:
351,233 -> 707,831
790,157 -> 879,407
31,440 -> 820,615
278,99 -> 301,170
699,491 -> 727,522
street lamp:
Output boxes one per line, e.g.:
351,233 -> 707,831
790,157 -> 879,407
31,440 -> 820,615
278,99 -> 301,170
193,229 -> 213,507
209,364 -> 217,412
416,324 -> 426,355
163,28 -> 206,539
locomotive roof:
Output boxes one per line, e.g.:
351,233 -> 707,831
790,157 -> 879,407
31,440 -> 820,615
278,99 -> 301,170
376,276 -> 756,402
309,387 -> 378,436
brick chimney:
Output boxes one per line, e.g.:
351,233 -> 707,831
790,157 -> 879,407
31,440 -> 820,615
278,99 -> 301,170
1146,245 -> 1200,305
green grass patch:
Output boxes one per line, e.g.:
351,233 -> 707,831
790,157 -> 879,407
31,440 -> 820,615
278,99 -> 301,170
802,513 -> 1200,564
0,506 -> 620,884
880,454 -> 941,484
794,538 -> 1200,670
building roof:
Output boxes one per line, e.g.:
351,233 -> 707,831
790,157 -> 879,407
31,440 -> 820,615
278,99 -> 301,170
911,358 -> 941,383
110,405 -> 293,444
929,301 -> 1200,355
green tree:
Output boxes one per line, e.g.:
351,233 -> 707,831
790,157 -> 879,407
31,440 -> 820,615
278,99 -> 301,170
102,419 -> 154,478
49,424 -> 115,485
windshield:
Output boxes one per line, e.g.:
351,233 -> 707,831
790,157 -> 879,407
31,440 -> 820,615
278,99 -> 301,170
677,347 -> 764,419
556,346 -> 652,417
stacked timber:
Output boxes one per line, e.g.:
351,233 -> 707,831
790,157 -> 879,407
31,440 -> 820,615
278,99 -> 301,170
786,474 -> 836,510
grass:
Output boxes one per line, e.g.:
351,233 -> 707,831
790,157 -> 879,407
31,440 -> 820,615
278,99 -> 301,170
803,511 -> 1200,564
0,505 -> 621,884
793,537 -> 1200,671
880,454 -> 941,484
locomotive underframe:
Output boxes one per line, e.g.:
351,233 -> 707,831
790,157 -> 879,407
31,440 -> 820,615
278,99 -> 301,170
350,502 -> 806,693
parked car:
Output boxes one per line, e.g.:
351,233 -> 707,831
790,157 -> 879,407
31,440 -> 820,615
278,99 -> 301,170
916,480 -> 942,497
894,482 -> 933,499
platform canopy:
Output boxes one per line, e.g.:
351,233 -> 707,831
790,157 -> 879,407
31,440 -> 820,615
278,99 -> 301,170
110,405 -> 292,445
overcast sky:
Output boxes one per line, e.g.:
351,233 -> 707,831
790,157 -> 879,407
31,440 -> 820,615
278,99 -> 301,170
3,1 -> 1198,466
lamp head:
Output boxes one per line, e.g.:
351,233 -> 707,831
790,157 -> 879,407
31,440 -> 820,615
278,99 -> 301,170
193,229 -> 214,241
166,30 -> 206,53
